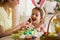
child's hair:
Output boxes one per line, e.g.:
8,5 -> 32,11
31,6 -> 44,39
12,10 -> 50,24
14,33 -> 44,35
32,7 -> 44,24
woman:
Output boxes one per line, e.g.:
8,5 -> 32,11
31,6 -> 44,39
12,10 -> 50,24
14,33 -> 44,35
0,0 -> 23,37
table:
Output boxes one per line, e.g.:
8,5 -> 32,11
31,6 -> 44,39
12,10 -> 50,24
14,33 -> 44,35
41,36 -> 60,40
0,36 -> 14,40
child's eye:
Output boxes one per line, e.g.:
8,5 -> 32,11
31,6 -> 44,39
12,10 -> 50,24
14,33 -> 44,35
36,14 -> 38,16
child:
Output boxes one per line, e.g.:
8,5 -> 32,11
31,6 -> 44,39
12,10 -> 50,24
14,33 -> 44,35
31,7 -> 46,32
30,7 -> 46,40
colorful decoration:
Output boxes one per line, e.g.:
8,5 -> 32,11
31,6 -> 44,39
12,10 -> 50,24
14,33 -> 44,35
14,27 -> 36,36
53,14 -> 60,33
12,27 -> 36,40
23,27 -> 35,35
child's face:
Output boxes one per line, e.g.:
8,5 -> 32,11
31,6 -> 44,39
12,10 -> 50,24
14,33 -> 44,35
31,9 -> 41,24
